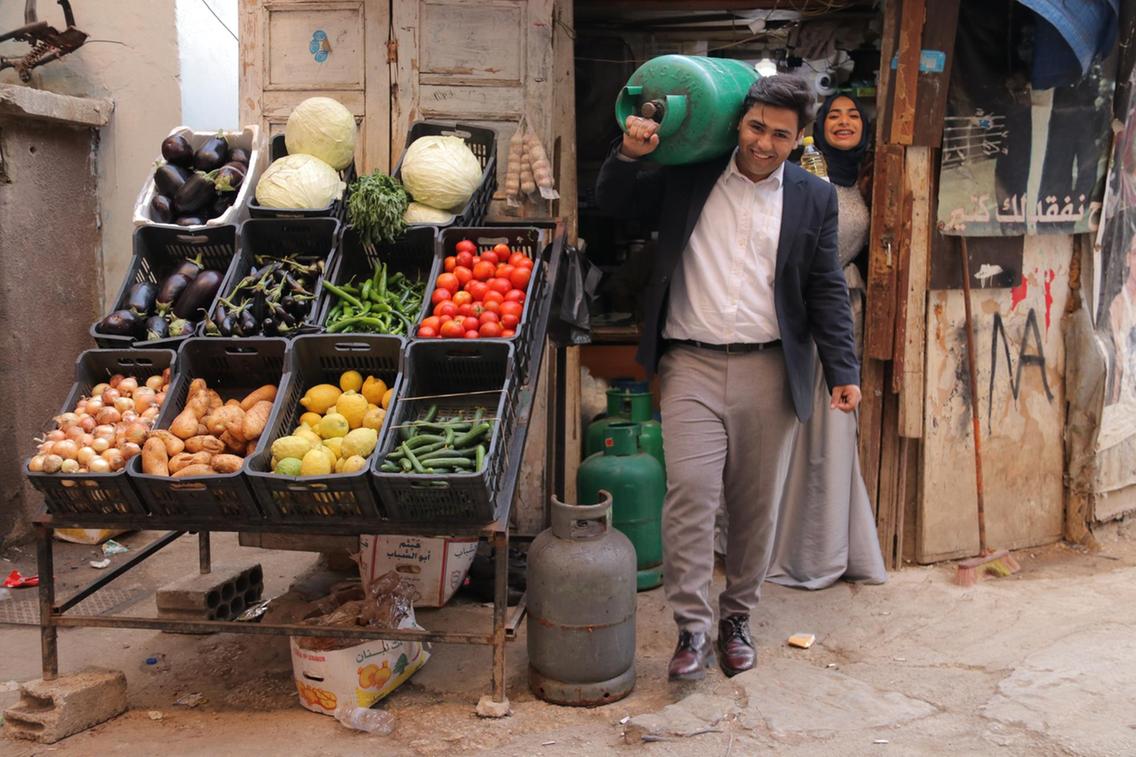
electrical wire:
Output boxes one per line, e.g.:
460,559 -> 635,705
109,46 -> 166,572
200,0 -> 238,43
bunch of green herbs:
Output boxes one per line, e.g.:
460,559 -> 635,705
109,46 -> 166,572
347,171 -> 410,246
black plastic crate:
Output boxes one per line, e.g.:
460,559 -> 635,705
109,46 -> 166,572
315,225 -> 436,337
371,340 -> 516,525
201,218 -> 340,339
392,121 -> 498,228
127,338 -> 287,522
247,134 -> 356,221
246,334 -> 403,521
418,226 -> 547,384
92,225 -> 238,350
26,349 -> 177,521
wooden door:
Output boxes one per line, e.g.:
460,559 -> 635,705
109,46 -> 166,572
238,0 -> 391,172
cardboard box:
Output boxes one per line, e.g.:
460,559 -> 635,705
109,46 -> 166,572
359,535 -> 478,608
290,629 -> 428,715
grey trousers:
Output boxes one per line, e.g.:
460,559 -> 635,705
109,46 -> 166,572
659,344 -> 799,633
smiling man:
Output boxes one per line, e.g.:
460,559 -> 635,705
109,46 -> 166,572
595,74 -> 860,681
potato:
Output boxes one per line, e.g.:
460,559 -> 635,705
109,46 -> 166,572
141,437 -> 169,476
172,463 -> 214,478
185,435 -> 225,454
170,408 -> 200,440
242,400 -> 273,441
188,378 -> 207,397
206,390 -> 222,411
220,430 -> 246,455
210,454 -> 244,474
240,384 -> 277,411
207,405 -> 245,440
168,451 -> 213,473
149,430 -> 185,457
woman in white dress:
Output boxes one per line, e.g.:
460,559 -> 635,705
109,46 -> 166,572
766,94 -> 888,589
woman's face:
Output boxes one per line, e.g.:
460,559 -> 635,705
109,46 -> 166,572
823,96 -> 863,150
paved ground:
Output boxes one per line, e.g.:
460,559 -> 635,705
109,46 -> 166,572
2,521 -> 1135,756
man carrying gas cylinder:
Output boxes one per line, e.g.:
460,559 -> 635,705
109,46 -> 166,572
595,74 -> 861,680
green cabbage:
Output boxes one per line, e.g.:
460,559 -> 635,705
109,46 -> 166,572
255,154 -> 345,209
284,97 -> 357,171
403,202 -> 455,225
399,136 -> 483,211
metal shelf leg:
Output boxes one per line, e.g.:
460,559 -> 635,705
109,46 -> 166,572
492,528 -> 508,703
37,523 -> 58,680
198,531 -> 211,574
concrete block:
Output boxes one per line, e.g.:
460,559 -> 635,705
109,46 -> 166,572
156,562 -> 263,620
3,668 -> 126,744
475,694 -> 511,718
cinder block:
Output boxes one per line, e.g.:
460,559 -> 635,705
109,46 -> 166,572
156,562 -> 263,619
3,668 -> 126,744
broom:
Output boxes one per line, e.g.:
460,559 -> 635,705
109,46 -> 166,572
954,237 -> 1021,586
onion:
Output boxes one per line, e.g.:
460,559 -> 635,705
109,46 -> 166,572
155,392 -> 166,407
141,407 -> 160,421
121,411 -> 138,424
47,429 -> 66,442
60,459 -> 81,474
55,439 -> 79,459
96,407 -> 121,425
28,455 -> 45,472
118,377 -> 139,395
42,454 -> 63,473
114,396 -> 135,414
133,389 -> 156,413
146,374 -> 164,392
101,387 -> 120,405
122,441 -> 142,459
80,433 -> 94,448
88,457 -> 111,473
76,446 -> 97,466
38,441 -> 54,455
56,412 -> 80,428
94,424 -> 115,439
75,399 -> 89,414
91,437 -> 110,453
162,368 -> 171,382
92,382 -> 110,397
109,374 -> 124,388
123,422 -> 148,445
65,426 -> 86,441
101,448 -> 125,471
79,415 -> 96,433
86,398 -> 103,413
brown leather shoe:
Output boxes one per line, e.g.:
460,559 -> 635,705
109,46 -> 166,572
717,614 -> 756,677
667,630 -> 716,681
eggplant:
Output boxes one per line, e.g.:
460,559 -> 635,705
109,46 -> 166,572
239,308 -> 258,336
194,135 -> 229,171
156,273 -> 192,311
168,318 -> 195,338
209,192 -> 236,219
125,281 -> 158,316
154,163 -> 190,198
150,194 -> 174,224
97,309 -> 141,337
161,135 -> 194,168
262,316 -> 277,335
173,269 -> 224,319
213,162 -> 245,193
228,148 -> 250,166
172,254 -> 204,280
173,172 -> 216,213
144,315 -> 170,341
219,313 -> 235,337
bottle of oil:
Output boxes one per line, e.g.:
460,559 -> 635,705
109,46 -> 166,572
800,136 -> 830,181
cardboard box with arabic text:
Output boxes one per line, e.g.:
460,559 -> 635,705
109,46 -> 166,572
359,535 -> 478,608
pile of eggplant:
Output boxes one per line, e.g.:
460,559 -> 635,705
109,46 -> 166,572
96,256 -> 224,342
150,133 -> 249,226
204,255 -> 324,337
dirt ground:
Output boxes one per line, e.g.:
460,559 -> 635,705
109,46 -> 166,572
3,520 -> 1136,756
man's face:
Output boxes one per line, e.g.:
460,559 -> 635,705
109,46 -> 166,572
736,104 -> 802,181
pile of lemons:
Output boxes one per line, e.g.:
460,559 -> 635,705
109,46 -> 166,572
270,370 -> 393,476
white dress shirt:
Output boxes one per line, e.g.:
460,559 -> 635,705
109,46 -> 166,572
662,152 -> 783,344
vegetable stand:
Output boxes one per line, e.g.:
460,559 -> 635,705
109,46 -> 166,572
33,224 -> 565,711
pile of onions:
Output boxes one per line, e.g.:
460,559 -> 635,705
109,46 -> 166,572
28,370 -> 171,474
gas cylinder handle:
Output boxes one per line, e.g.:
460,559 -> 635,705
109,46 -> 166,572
651,94 -> 687,138
616,87 -> 687,139
550,492 -> 612,540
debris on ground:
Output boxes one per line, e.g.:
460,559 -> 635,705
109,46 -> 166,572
787,633 -> 816,649
174,692 -> 207,708
90,559 -> 111,569
2,571 -> 38,588
102,540 -> 129,556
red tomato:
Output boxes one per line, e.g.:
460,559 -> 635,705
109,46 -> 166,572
455,250 -> 475,269
500,313 -> 519,329
473,261 -> 496,281
453,266 -> 473,286
422,316 -> 442,331
509,267 -> 531,290
455,239 -> 477,255
431,288 -> 452,305
479,321 -> 503,337
517,256 -> 534,270
500,328 -> 515,338
480,250 -> 499,265
482,299 -> 501,313
493,243 -> 511,258
435,301 -> 458,319
509,252 -> 528,267
464,329 -> 480,339
439,320 -> 465,338
453,290 -> 473,307
444,256 -> 457,272
483,290 -> 505,305
468,281 -> 489,301
417,325 -> 437,338
499,301 -> 523,319
462,316 -> 480,333
478,311 -> 499,325
497,264 -> 515,280
457,303 -> 473,317
504,289 -> 525,303
436,272 -> 460,293
489,277 -> 512,295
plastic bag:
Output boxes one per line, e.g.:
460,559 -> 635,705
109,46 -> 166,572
557,241 -> 602,344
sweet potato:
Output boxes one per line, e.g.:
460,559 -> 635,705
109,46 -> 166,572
168,451 -> 213,473
206,390 -> 222,411
170,407 -> 200,439
246,440 -> 259,456
242,400 -> 273,441
206,405 -> 245,439
220,430 -> 245,455
172,463 -> 215,478
150,430 -> 185,457
210,454 -> 243,473
186,389 -> 211,418
188,378 -> 207,397
225,398 -> 241,407
141,437 -> 169,476
185,435 -> 225,454
240,384 -> 277,411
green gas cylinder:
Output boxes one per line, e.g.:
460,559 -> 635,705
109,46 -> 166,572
615,55 -> 761,166
578,422 -> 664,591
586,390 -> 666,477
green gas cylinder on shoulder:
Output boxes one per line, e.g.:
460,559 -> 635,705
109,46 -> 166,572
615,55 -> 761,166
586,389 -> 665,477
578,422 -> 664,591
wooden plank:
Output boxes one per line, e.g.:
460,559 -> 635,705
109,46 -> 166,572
912,0 -> 960,147
858,356 -> 887,518
897,147 -> 932,437
563,345 -> 582,504
864,144 -> 904,360
513,339 -> 550,535
874,0 -> 900,145
891,150 -> 916,393
237,0 -> 264,133
362,0 -> 390,173
889,0 -> 926,145
549,0 -> 577,238
876,364 -> 902,569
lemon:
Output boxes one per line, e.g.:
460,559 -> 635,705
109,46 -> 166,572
322,436 -> 344,459
317,413 -> 350,439
294,426 -> 323,448
362,405 -> 386,431
339,370 -> 364,393
316,444 -> 337,469
271,435 -> 313,461
300,384 -> 341,414
341,427 -> 378,458
334,457 -> 346,473
362,376 -> 388,405
381,387 -> 394,410
300,448 -> 332,476
299,412 -> 322,428
274,457 -> 303,476
335,391 -> 368,429
340,455 -> 367,474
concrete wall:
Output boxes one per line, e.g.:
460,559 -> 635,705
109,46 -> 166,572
177,0 -> 239,130
0,0 -> 181,307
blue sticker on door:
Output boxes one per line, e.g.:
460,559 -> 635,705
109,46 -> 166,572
310,30 -> 330,63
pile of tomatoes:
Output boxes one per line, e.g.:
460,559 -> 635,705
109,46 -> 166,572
416,239 -> 533,339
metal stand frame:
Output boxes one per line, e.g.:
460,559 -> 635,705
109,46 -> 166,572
34,226 -> 564,710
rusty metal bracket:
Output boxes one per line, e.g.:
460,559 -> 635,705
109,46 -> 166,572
0,1 -> 88,83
